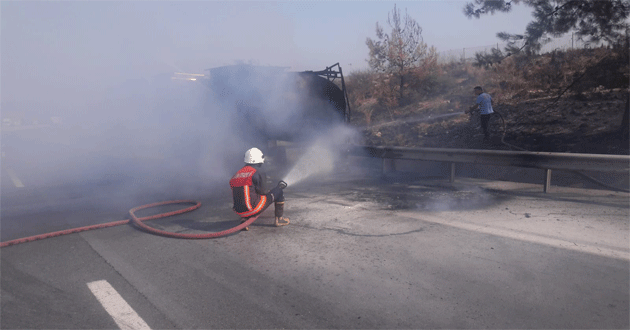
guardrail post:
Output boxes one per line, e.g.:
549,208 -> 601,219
355,145 -> 629,191
382,158 -> 395,174
544,169 -> 552,193
449,162 -> 456,183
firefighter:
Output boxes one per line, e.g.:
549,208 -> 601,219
229,147 -> 290,230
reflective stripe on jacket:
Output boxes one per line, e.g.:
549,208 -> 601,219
229,166 -> 266,216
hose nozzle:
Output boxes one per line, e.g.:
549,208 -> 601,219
277,180 -> 288,190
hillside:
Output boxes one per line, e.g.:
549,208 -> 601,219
347,47 -> 629,155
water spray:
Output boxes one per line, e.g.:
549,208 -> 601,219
368,112 -> 465,129
281,124 -> 359,187
282,140 -> 336,187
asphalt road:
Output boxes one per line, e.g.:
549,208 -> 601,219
2,160 -> 629,329
2,126 -> 629,329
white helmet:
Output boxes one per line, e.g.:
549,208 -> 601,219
244,147 -> 264,164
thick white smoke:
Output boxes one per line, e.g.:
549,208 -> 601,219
2,63 -> 359,208
1,1 -> 368,216
2,75 -> 240,196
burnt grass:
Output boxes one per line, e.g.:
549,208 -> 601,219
349,47 -> 629,156
358,89 -> 629,155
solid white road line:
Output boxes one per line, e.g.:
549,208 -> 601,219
87,280 -> 151,330
6,168 -> 25,188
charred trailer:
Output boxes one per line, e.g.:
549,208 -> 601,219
204,63 -> 351,144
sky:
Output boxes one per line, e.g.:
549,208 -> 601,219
1,0 -> 537,112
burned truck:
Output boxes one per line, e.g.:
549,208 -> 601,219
203,63 -> 351,144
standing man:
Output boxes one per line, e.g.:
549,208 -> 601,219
229,147 -> 290,231
466,86 -> 494,140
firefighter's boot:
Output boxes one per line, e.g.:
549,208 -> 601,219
274,202 -> 290,227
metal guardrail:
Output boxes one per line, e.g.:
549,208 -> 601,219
350,146 -> 629,172
347,145 -> 630,192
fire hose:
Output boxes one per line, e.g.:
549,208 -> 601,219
0,180 -> 289,248
0,200 -> 258,248
128,200 -> 257,239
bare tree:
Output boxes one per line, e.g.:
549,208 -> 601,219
366,4 -> 429,101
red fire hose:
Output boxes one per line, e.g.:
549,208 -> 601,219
0,200 -> 259,248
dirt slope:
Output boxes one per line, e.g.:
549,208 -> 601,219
349,47 -> 629,155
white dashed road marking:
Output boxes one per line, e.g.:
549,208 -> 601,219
87,280 -> 151,330
6,168 -> 25,188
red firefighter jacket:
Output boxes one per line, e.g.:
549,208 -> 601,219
229,165 -> 268,217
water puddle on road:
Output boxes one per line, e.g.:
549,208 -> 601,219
333,181 -> 510,211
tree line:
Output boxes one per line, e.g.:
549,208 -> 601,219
357,1 -> 628,133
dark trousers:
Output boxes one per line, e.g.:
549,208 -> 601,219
270,186 -> 285,203
480,114 -> 492,138
242,188 -> 284,219
240,193 -> 274,219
